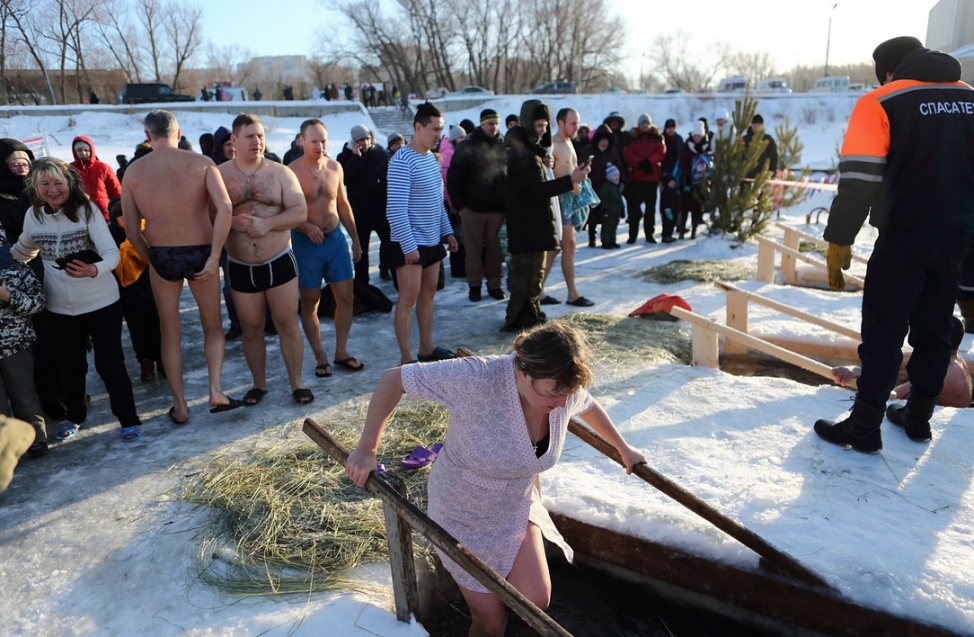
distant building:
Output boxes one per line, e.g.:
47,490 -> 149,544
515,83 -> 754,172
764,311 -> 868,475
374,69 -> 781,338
927,0 -> 974,53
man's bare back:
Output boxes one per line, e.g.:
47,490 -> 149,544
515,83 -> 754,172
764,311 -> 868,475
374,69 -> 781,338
123,148 -> 223,247
220,159 -> 306,263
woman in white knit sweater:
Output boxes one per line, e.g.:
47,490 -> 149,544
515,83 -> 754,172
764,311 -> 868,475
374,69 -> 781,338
12,157 -> 142,442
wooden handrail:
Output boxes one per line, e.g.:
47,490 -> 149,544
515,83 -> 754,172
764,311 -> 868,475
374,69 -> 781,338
754,234 -> 865,288
302,418 -> 575,637
774,223 -> 869,265
714,281 -> 861,341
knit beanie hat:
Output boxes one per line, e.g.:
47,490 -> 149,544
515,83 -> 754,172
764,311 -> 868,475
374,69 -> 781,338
693,121 -> 707,138
480,108 -> 499,123
351,124 -> 371,142
714,109 -> 730,123
664,119 -> 676,129
752,114 -> 764,124
637,113 -> 652,126
6,150 -> 29,164
605,162 -> 620,181
873,36 -> 923,84
459,119 -> 476,135
448,124 -> 466,142
387,132 -> 405,147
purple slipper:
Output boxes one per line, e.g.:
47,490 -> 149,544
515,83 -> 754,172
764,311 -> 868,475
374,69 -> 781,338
401,443 -> 443,469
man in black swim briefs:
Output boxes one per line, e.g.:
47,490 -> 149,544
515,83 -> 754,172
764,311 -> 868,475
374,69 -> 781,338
122,110 -> 240,423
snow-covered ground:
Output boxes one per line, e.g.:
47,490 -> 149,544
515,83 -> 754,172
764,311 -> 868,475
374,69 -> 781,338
1,97 -> 972,636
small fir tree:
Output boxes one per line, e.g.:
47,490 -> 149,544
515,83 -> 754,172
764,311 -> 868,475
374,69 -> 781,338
771,117 -> 811,212
706,94 -> 775,242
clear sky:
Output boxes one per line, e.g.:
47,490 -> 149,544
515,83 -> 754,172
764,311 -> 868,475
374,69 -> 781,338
201,0 -> 934,79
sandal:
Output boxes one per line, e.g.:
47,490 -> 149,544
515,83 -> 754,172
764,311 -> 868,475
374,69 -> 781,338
315,363 -> 332,378
566,296 -> 595,307
293,388 -> 314,405
243,387 -> 267,406
120,426 -> 142,442
333,357 -> 365,371
401,442 -> 443,469
209,397 -> 245,414
55,422 -> 79,440
168,407 -> 189,425
417,346 -> 456,362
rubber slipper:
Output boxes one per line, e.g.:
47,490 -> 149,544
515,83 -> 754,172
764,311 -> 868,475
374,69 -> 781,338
55,422 -> 79,440
315,363 -> 332,378
168,407 -> 189,425
401,444 -> 439,469
539,295 -> 562,305
293,388 -> 314,405
209,397 -> 245,414
333,357 -> 365,371
120,426 -> 142,442
566,296 -> 595,307
243,387 -> 267,406
417,346 -> 456,362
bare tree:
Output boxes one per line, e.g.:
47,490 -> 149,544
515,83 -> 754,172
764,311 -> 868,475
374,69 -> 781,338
646,32 -> 727,92
207,43 -> 254,85
3,0 -> 57,103
165,1 -> 202,93
727,51 -> 778,82
135,0 -> 162,81
93,0 -> 143,83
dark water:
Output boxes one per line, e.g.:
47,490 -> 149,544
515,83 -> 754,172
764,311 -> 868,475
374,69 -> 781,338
423,557 -> 782,637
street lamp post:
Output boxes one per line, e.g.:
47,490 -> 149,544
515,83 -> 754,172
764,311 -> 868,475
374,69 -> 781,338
825,3 -> 838,77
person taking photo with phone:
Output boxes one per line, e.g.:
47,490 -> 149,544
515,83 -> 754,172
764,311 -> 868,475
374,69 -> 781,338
11,157 -> 143,444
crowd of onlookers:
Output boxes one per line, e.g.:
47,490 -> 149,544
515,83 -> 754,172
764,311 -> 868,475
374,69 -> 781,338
0,99 -> 780,482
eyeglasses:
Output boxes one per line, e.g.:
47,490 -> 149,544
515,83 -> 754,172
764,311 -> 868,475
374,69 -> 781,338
7,160 -> 29,169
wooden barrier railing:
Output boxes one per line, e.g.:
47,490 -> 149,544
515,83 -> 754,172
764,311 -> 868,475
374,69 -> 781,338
668,306 -> 854,388
754,234 -> 864,290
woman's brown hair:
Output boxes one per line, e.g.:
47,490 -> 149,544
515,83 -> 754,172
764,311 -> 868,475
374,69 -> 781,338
27,157 -> 92,223
512,322 -> 594,393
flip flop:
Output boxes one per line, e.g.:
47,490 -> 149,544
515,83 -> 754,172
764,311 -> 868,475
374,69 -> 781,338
417,346 -> 456,362
168,407 -> 189,425
566,296 -> 595,307
293,388 -> 314,405
55,422 -> 79,440
401,442 -> 443,469
120,426 -> 142,442
209,397 -> 245,414
333,357 -> 365,371
539,295 -> 562,305
315,363 -> 333,378
243,387 -> 267,406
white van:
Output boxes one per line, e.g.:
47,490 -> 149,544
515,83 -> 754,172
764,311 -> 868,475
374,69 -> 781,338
755,78 -> 792,94
717,75 -> 748,92
810,76 -> 850,93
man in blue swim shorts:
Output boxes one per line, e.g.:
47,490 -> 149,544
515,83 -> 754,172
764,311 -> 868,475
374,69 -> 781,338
289,119 -> 364,378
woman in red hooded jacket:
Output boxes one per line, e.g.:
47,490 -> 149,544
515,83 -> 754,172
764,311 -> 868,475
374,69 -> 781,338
70,136 -> 121,221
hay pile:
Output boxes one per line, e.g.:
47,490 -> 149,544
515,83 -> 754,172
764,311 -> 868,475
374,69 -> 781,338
640,258 -> 753,284
181,314 -> 688,596
182,401 -> 448,595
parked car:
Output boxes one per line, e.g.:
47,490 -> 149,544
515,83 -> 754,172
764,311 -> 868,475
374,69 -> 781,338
449,86 -> 494,96
122,83 -> 195,104
810,76 -> 850,93
602,87 -> 627,94
529,81 -> 578,94
754,78 -> 792,94
663,88 -> 686,94
716,75 -> 749,93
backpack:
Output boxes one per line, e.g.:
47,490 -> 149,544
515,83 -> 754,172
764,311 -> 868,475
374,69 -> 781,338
690,152 -> 713,184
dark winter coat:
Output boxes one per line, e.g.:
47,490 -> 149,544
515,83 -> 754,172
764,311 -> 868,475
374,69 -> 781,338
623,126 -> 666,182
825,46 -> 974,243
0,226 -> 45,359
70,136 -> 121,221
337,142 -> 390,223
743,128 -> 779,179
603,112 -> 631,156
662,131 -> 685,178
446,126 -> 507,214
212,126 -> 233,165
579,125 -> 624,194
0,138 -> 33,245
505,101 -> 574,255
660,182 -> 682,222
597,179 -> 624,220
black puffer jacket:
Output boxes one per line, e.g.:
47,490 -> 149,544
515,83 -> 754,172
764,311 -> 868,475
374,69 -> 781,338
505,100 -> 574,255
0,138 -> 34,244
446,126 -> 507,213
579,124 -> 624,194
337,143 -> 389,222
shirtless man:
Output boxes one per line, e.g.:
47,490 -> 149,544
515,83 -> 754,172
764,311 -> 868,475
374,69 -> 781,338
218,113 -> 313,406
540,107 -> 594,307
122,110 -> 240,424
289,119 -> 364,378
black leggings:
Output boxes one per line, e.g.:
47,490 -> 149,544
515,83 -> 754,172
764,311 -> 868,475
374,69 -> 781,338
48,301 -> 141,428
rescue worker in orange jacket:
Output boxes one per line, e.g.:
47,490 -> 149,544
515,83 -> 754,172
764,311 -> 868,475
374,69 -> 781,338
815,37 -> 974,453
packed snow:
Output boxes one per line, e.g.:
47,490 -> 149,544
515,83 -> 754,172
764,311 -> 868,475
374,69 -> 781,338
0,94 -> 971,636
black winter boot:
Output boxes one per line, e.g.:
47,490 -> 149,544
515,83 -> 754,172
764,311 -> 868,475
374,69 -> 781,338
886,391 -> 937,443
814,398 -> 885,453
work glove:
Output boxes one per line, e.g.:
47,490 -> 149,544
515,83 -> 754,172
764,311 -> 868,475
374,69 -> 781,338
638,160 -> 653,174
827,243 -> 852,291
